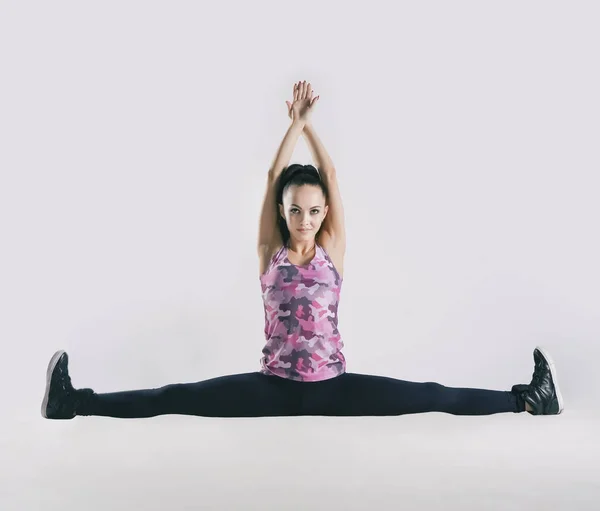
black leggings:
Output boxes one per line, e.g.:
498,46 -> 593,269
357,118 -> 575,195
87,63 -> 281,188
78,371 -> 523,418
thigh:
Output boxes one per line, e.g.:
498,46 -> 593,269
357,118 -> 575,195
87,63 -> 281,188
301,372 -> 444,416
161,372 -> 305,417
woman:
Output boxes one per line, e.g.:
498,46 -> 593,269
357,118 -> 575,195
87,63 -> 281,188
41,80 -> 564,420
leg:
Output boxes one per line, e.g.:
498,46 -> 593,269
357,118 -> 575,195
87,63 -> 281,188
300,372 -> 523,416
77,372 -> 305,418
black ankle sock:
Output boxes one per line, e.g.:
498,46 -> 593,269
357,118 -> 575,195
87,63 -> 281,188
511,389 -> 525,412
510,384 -> 530,413
74,388 -> 96,416
511,391 -> 526,412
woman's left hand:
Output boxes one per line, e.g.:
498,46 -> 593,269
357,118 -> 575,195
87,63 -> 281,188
286,80 -> 319,123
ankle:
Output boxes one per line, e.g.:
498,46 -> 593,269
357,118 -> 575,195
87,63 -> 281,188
74,388 -> 95,416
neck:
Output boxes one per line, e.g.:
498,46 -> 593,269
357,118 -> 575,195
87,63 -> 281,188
287,238 -> 316,255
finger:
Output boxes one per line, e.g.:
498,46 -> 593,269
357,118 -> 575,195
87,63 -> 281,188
293,83 -> 298,101
302,80 -> 308,98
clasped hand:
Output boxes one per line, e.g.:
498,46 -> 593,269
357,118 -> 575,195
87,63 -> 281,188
286,80 -> 320,124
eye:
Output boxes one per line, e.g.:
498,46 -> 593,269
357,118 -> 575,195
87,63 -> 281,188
291,209 -> 320,214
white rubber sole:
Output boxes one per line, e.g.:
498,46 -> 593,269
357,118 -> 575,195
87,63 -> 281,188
534,345 -> 564,414
41,349 -> 67,418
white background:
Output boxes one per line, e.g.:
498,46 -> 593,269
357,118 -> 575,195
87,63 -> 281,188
1,1 -> 599,510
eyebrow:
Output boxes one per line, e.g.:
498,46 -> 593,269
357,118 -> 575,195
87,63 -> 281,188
291,204 -> 321,209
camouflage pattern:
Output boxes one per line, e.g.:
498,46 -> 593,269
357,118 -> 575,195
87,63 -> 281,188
259,241 -> 346,382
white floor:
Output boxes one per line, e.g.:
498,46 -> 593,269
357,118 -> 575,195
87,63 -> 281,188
4,406 -> 599,511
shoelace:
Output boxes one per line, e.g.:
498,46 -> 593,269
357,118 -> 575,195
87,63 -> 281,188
57,366 -> 75,396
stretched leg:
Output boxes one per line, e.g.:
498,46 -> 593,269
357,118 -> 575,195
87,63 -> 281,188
42,351 -> 525,420
300,372 -> 524,416
77,372 -> 305,419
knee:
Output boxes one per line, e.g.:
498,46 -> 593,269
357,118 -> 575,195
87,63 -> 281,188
159,383 -> 185,395
155,383 -> 186,404
423,382 -> 458,410
423,381 -> 446,393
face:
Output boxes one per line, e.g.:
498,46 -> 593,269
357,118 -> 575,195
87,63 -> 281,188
279,184 -> 329,240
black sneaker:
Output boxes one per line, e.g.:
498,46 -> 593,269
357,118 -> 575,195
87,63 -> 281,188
512,346 -> 564,415
41,350 -> 94,420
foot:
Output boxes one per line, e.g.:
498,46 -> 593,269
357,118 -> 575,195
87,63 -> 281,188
512,346 -> 564,415
41,350 -> 93,420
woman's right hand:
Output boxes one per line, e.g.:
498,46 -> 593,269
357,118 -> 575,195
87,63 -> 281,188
286,80 -> 319,124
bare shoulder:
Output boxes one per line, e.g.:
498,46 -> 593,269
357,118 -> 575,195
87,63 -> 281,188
317,230 -> 345,279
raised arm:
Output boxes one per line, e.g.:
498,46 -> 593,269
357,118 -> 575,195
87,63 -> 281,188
258,119 -> 305,252
285,80 -> 345,248
268,119 -> 306,180
302,121 -> 336,176
302,121 -> 346,248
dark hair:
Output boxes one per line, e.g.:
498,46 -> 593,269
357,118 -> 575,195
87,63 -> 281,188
275,163 -> 329,246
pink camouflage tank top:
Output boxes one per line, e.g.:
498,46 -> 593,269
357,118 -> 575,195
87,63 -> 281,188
259,240 -> 346,382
